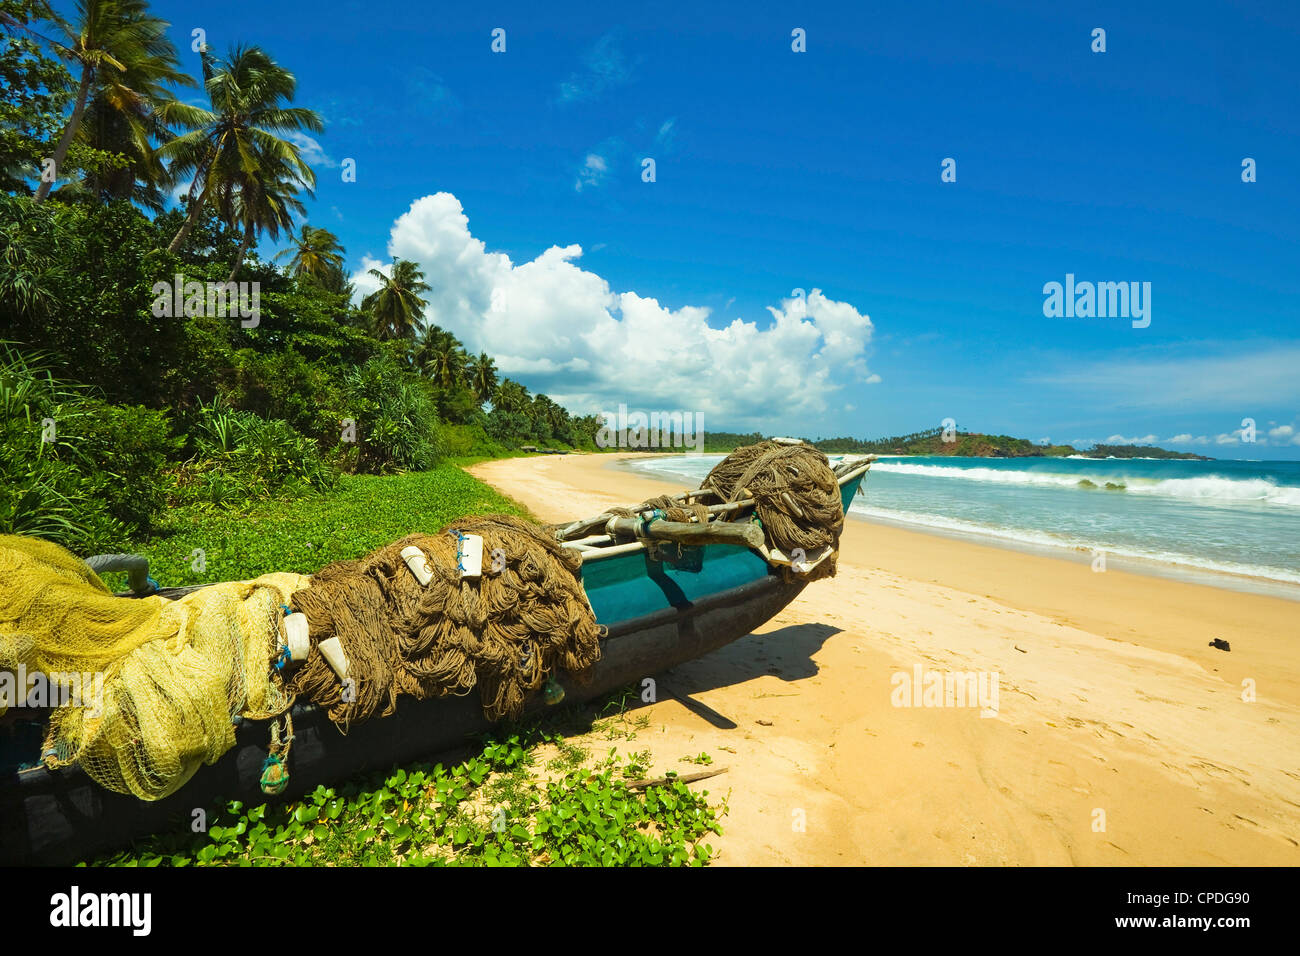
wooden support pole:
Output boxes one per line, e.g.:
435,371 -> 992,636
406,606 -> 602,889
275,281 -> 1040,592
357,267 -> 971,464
604,516 -> 766,551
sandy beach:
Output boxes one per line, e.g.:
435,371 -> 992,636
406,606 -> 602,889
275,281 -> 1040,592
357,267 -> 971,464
470,452 -> 1300,866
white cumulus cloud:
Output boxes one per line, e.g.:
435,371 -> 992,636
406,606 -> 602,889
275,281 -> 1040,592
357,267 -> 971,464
352,193 -> 876,427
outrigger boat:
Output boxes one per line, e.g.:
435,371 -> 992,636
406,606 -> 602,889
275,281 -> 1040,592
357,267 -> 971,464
0,456 -> 872,865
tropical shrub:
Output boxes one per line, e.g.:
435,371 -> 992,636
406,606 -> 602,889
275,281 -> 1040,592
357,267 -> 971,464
225,346 -> 346,444
484,406 -> 534,449
67,398 -> 175,534
171,396 -> 335,507
336,355 -> 443,473
0,196 -> 194,407
0,346 -> 174,550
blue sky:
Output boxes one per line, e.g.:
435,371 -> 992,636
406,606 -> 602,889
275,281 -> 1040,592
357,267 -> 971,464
116,0 -> 1300,457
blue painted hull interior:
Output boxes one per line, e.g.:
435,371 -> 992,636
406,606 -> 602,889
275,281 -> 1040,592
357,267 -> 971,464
582,471 -> 865,624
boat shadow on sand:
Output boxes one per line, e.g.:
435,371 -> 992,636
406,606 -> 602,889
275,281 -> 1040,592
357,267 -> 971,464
631,622 -> 843,730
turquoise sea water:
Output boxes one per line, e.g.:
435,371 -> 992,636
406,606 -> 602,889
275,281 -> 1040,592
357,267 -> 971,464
627,454 -> 1300,594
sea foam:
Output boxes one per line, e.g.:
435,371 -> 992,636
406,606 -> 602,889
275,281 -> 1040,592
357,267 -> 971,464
869,462 -> 1300,508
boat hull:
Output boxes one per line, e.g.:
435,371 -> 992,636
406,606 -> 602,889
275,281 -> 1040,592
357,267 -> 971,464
0,571 -> 806,865
0,467 -> 866,865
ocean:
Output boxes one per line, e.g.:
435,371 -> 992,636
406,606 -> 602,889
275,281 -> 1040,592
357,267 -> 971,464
625,453 -> 1300,597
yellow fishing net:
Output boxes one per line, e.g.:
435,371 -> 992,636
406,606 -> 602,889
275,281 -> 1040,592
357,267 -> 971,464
0,535 -> 309,800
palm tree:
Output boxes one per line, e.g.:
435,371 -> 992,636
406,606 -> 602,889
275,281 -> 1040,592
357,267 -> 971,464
430,337 -> 467,388
66,53 -> 188,211
157,44 -> 321,253
226,169 -> 305,281
274,224 -> 344,280
466,352 -> 498,404
531,393 -> 563,438
492,378 -> 530,415
361,258 -> 430,341
317,264 -> 354,298
33,0 -> 190,203
412,325 -> 444,372
72,87 -> 169,209
413,326 -> 467,386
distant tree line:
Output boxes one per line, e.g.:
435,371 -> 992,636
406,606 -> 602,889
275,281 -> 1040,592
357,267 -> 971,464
811,427 -> 946,454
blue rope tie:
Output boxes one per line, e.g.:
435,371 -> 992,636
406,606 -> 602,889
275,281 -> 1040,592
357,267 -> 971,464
640,509 -> 665,536
273,604 -> 295,671
450,530 -> 468,573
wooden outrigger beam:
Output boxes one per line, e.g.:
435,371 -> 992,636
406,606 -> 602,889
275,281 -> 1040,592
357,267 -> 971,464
567,455 -> 876,563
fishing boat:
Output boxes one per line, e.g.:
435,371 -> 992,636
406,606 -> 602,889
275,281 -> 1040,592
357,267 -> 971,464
0,456 -> 872,865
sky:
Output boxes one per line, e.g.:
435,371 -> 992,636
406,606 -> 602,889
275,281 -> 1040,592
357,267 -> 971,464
90,0 -> 1300,457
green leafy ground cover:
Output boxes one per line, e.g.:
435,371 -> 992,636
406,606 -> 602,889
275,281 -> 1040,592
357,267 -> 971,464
114,463 -> 531,588
87,700 -> 725,868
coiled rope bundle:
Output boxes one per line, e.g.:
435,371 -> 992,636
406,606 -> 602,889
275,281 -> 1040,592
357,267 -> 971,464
287,515 -> 603,729
700,442 -> 845,580
609,494 -> 710,525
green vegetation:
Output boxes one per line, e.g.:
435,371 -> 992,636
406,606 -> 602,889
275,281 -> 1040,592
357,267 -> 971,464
694,430 -> 768,453
0,1 -> 72,193
814,428 -> 1080,458
129,464 -> 529,587
0,343 -> 176,549
0,3 -> 727,868
85,727 -> 724,867
616,429 -> 765,454
0,2 -> 601,553
157,43 -> 317,265
31,0 -> 193,207
622,424 -> 1209,459
362,257 -> 430,341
